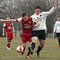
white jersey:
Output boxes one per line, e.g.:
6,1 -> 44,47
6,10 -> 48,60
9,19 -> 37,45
31,7 -> 56,31
53,21 -> 60,33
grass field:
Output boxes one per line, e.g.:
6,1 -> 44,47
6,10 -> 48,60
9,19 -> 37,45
0,37 -> 60,60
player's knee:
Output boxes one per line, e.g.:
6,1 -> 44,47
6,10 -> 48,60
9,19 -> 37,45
8,40 -> 11,42
40,44 -> 45,48
32,37 -> 38,43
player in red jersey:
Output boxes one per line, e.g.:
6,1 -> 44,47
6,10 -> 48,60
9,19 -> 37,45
16,13 -> 34,59
2,17 -> 14,50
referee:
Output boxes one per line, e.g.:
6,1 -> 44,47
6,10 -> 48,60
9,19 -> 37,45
29,2 -> 56,56
53,16 -> 60,47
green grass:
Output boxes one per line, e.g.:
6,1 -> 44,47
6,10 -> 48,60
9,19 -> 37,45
0,37 -> 60,60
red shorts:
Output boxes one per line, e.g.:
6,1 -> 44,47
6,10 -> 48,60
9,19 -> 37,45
6,32 -> 13,40
21,33 -> 32,43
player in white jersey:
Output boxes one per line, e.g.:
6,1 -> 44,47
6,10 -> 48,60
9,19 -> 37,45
28,2 -> 56,56
53,16 -> 60,47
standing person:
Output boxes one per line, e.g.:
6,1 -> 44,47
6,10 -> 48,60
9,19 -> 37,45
3,17 -> 14,50
28,2 -> 56,56
53,16 -> 60,47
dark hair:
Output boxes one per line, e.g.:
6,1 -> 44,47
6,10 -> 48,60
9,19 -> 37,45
22,12 -> 27,17
35,6 -> 41,9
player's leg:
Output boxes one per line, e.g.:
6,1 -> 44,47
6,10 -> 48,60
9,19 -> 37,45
21,33 -> 27,55
36,40 -> 45,56
56,33 -> 60,47
21,39 -> 27,55
26,34 -> 32,59
6,32 -> 12,50
28,31 -> 39,54
28,37 -> 37,54
26,42 -> 32,59
21,43 -> 26,55
6,39 -> 11,50
36,30 -> 46,56
58,37 -> 60,47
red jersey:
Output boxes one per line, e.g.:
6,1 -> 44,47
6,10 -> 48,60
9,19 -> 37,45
3,22 -> 13,32
16,17 -> 33,33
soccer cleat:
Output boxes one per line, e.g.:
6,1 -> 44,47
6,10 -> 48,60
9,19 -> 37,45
8,48 -> 11,50
26,55 -> 30,59
36,51 -> 40,57
28,47 -> 33,55
6,46 -> 11,50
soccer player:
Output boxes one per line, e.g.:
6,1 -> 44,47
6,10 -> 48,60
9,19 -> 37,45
28,1 -> 56,56
53,16 -> 60,47
16,13 -> 33,58
2,17 -> 14,50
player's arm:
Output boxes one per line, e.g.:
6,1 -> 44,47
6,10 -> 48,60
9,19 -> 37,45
31,15 -> 40,27
0,19 -> 5,22
48,1 -> 56,14
43,1 -> 56,16
3,28 -> 5,37
12,23 -> 15,33
0,19 -> 16,22
32,18 -> 39,27
16,17 -> 22,23
53,22 -> 57,33
1,17 -> 22,22
2,23 -> 6,37
12,27 -> 15,33
11,18 -> 22,32
0,19 -> 4,20
53,22 -> 57,38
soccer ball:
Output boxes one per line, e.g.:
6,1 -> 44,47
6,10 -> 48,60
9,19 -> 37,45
16,46 -> 24,53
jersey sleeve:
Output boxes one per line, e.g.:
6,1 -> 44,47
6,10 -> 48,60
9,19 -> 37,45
16,17 -> 22,23
3,23 -> 6,28
43,7 -> 56,17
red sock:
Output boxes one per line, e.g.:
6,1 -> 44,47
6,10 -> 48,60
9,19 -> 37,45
7,42 -> 10,48
26,51 -> 30,56
23,47 -> 25,52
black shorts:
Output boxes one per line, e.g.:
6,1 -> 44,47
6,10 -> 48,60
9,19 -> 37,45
32,30 -> 46,40
56,33 -> 60,37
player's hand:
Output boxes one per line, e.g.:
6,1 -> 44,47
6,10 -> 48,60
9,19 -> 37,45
52,1 -> 56,7
0,19 -> 3,22
3,33 -> 5,37
34,22 -> 40,27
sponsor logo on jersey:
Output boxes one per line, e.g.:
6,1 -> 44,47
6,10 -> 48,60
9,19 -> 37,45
8,26 -> 11,29
28,21 -> 31,23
